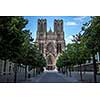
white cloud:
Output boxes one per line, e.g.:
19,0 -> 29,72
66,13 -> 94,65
73,16 -> 86,21
65,21 -> 77,26
65,35 -> 73,45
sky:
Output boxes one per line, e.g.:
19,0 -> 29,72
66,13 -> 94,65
24,16 -> 90,44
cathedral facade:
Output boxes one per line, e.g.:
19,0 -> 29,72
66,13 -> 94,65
36,19 -> 65,70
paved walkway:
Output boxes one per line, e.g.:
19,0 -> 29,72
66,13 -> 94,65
21,71 -> 79,83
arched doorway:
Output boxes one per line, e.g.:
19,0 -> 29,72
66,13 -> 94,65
46,42 -> 55,54
45,42 -> 56,70
47,55 -> 53,64
47,54 -> 55,70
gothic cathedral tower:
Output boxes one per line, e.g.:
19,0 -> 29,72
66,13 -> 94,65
36,19 -> 65,70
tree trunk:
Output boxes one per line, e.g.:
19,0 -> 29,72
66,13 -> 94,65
69,67 -> 72,77
36,67 -> 38,76
14,63 -> 17,83
25,65 -> 27,80
14,71 -> 17,83
34,67 -> 36,76
65,67 -> 68,76
4,59 -> 7,72
92,53 -> 97,83
84,67 -> 85,75
80,64 -> 83,81
4,59 -> 7,82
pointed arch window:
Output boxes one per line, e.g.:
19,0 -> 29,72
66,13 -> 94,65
57,43 -> 62,54
47,43 -> 55,53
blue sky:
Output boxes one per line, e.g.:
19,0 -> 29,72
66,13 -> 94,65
24,16 -> 90,44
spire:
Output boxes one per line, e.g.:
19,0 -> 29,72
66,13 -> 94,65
49,27 -> 52,32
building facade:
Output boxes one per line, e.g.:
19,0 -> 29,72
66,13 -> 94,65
36,19 -> 65,70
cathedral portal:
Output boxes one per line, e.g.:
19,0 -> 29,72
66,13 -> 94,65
36,19 -> 65,70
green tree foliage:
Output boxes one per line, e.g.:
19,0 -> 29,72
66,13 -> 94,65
0,16 -> 46,68
0,16 -> 47,82
56,33 -> 91,79
80,16 -> 100,82
0,16 -> 28,61
56,40 -> 90,69
56,52 -> 67,69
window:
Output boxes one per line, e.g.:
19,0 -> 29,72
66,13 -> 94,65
39,33 -> 43,39
57,43 -> 61,54
57,34 -> 60,39
47,43 -> 54,53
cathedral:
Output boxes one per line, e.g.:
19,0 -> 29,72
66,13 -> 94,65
36,19 -> 65,70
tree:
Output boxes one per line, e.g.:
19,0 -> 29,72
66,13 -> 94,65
56,49 -> 73,76
0,16 -> 47,82
71,33 -> 91,81
66,43 -> 78,77
80,16 -> 100,82
0,16 -> 33,82
0,17 -> 28,60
